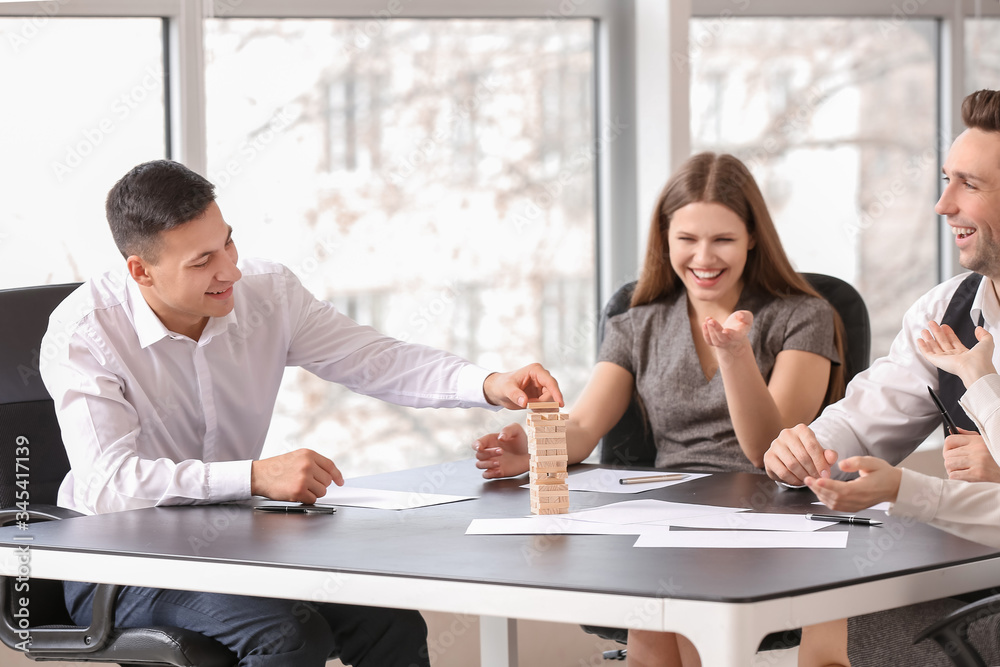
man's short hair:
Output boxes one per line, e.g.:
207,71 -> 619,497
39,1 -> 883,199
107,160 -> 216,262
962,89 -> 1000,134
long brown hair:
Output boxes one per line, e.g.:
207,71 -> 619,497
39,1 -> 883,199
631,152 -> 846,405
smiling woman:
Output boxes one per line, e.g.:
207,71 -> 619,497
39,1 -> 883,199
474,151 -> 844,666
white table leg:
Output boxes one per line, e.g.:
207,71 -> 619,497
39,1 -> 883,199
480,615 -> 518,667
679,603 -> 773,667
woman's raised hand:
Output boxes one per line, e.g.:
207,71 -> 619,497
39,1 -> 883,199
702,310 -> 754,361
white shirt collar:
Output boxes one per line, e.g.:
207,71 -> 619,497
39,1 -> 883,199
971,275 -> 1000,329
125,274 -> 238,348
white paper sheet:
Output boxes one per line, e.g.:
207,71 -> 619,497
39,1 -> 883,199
317,485 -> 476,510
812,501 -> 890,512
563,499 -> 747,525
562,468 -> 709,493
644,512 -> 829,532
465,516 -> 645,535
633,530 -> 849,549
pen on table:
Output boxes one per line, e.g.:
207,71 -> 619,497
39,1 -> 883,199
619,473 -> 687,485
253,505 -> 337,514
927,386 -> 959,436
805,513 -> 882,526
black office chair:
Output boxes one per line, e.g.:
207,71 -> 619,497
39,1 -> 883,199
585,274 -> 872,659
0,283 -> 236,666
914,595 -> 1000,666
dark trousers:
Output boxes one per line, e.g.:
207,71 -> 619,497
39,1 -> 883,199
65,581 -> 431,667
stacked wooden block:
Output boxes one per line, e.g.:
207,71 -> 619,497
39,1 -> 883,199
527,401 -> 569,515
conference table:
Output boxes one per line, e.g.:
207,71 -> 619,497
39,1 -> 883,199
2,462 -> 1000,666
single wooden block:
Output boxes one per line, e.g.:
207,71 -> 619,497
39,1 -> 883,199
527,401 -> 560,411
529,483 -> 569,493
531,493 -> 569,504
529,471 -> 569,482
529,424 -> 567,433
530,463 -> 568,474
527,413 -> 568,423
529,447 -> 568,457
531,456 -> 567,468
531,481 -> 568,490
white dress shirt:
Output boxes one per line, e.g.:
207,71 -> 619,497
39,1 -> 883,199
812,272 -> 1000,475
890,373 -> 1000,548
41,258 -> 494,515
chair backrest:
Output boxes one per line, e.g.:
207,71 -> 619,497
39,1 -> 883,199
0,283 -> 81,508
596,275 -> 872,467
596,281 -> 657,467
799,272 -> 871,385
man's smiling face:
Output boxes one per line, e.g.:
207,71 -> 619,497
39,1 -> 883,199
129,201 -> 242,340
937,128 -> 1000,281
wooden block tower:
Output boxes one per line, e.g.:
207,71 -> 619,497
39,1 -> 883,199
526,401 -> 569,515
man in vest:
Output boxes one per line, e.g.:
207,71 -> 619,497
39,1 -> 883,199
764,88 -> 1000,487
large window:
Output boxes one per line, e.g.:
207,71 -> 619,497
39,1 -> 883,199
967,18 -> 1000,93
203,18 -> 596,473
690,17 -> 938,357
3,3 -> 999,479
0,17 -> 165,287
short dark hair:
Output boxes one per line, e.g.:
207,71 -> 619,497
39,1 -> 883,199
962,89 -> 1000,134
106,159 -> 216,262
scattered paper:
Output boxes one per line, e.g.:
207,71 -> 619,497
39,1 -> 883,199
563,499 -> 747,525
318,485 -> 475,510
813,501 -> 890,512
561,468 -> 709,494
633,530 -> 849,549
465,516 -> 645,536
644,512 -> 828,532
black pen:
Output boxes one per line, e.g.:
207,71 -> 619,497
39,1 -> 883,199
928,386 -> 959,435
805,513 -> 882,526
253,505 -> 337,514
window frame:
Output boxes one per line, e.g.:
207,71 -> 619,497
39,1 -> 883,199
3,0 -> 999,295
0,0 -> 639,309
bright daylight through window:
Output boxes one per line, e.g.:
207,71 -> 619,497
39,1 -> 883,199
203,18 -> 596,474
690,17 -> 938,358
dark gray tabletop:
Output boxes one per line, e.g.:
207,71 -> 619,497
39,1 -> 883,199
2,463 -> 998,603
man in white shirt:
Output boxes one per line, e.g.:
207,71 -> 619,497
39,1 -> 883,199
764,88 -> 1000,490
43,159 -> 564,667
764,87 -> 1000,667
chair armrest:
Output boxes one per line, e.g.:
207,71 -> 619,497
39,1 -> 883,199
0,580 -> 122,654
0,503 -> 119,654
913,593 -> 1000,667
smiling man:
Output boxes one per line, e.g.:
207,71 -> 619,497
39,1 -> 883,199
764,88 -> 1000,488
41,159 -> 563,667
762,88 -> 1000,667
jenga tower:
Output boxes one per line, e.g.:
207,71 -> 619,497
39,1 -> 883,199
526,402 -> 569,515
